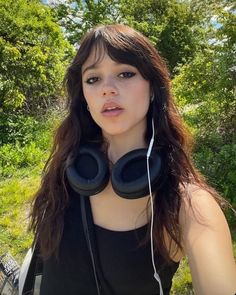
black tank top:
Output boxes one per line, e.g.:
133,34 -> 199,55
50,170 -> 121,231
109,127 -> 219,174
40,192 -> 179,295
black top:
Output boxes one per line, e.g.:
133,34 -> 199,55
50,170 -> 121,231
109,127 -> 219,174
40,192 -> 179,295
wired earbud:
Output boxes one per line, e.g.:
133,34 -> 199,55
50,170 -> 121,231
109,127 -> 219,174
147,118 -> 163,295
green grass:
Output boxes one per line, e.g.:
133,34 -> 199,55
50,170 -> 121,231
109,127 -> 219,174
171,258 -> 194,294
0,175 -> 39,262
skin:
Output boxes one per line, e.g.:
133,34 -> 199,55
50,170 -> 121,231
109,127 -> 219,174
82,49 -> 150,163
180,188 -> 236,294
82,48 -> 236,294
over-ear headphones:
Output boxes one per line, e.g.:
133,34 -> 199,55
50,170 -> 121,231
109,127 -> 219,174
66,145 -> 162,199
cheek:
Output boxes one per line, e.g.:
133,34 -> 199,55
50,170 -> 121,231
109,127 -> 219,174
131,82 -> 150,105
82,86 -> 91,103
82,87 -> 101,121
82,87 -> 100,113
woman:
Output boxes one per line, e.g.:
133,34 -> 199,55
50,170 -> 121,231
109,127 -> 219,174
30,24 -> 236,295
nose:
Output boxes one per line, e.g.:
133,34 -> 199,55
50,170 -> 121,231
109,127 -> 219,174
101,78 -> 118,96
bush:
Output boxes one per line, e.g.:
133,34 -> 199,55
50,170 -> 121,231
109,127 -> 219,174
0,112 -> 40,145
0,110 -> 62,178
0,142 -> 47,177
194,137 -> 236,204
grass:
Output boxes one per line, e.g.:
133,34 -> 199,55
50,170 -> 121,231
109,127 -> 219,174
171,258 -> 194,294
0,175 -> 39,262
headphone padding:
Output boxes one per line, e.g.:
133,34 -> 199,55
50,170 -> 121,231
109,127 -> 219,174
111,149 -> 161,199
66,145 -> 109,196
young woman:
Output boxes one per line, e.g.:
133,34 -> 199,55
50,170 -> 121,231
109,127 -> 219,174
30,24 -> 236,295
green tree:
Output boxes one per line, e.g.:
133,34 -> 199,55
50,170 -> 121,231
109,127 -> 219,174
51,0 -> 206,73
50,0 -> 120,45
173,1 -> 235,139
0,0 -> 74,114
172,1 -> 236,202
119,0 -> 205,73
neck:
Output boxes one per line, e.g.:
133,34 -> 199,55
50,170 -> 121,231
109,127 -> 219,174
103,124 -> 147,164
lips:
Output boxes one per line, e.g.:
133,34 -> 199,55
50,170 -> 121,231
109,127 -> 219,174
101,102 -> 123,113
101,102 -> 124,117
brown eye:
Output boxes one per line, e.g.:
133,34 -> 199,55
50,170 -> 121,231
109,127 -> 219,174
86,77 -> 99,84
119,72 -> 136,78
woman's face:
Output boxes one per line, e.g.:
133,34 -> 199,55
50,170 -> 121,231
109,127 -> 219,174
81,48 -> 151,138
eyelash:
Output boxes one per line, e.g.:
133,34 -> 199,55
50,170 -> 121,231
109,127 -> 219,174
85,71 -> 136,84
85,77 -> 99,84
119,71 -> 136,78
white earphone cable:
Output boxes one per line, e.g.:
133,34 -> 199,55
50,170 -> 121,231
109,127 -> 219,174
146,119 -> 164,295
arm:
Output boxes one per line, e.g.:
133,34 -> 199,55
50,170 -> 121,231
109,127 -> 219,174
179,188 -> 236,295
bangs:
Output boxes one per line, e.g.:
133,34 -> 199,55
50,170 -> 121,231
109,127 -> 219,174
80,25 -> 152,80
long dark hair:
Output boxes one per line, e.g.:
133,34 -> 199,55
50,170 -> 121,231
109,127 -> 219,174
30,24 -> 226,261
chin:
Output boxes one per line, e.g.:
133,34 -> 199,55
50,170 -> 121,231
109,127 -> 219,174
102,126 -> 129,137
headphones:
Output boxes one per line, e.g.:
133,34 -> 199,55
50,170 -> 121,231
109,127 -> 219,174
66,143 -> 165,295
66,144 -> 163,199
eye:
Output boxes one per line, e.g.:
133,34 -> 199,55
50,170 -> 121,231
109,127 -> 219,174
85,77 -> 99,84
119,72 -> 136,78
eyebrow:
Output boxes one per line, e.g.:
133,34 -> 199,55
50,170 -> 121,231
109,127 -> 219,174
82,61 -> 130,75
82,64 -> 98,75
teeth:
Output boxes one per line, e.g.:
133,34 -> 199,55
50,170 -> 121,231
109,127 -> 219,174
106,107 -> 118,111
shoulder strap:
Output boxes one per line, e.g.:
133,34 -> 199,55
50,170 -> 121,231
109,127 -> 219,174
80,196 -> 102,295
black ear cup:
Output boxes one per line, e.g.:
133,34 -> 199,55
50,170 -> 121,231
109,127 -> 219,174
66,145 -> 110,196
111,149 -> 161,199
66,145 -> 162,198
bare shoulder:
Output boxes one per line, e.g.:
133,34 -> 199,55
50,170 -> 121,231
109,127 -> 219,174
179,184 -> 227,229
179,184 -> 232,248
179,184 -> 236,294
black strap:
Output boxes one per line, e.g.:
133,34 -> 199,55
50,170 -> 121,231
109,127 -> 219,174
80,196 -> 102,295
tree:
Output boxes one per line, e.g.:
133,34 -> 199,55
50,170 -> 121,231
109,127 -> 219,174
50,0 -> 206,73
49,0 -> 120,45
173,1 -> 235,139
119,0 -> 206,73
172,1 -> 236,202
0,0 -> 74,114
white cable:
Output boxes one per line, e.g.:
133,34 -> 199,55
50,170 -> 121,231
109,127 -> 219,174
146,119 -> 164,295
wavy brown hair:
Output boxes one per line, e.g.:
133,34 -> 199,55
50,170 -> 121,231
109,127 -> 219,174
30,24 -> 226,262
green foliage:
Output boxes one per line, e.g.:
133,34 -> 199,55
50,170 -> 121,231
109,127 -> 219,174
172,2 -> 236,206
119,0 -> 204,73
0,110 -> 62,178
51,0 -> 120,44
0,0 -> 74,114
0,142 -> 47,177
0,177 -> 39,262
171,258 -> 193,294
194,140 -> 236,204
51,0 -> 205,73
1,113 -> 40,145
